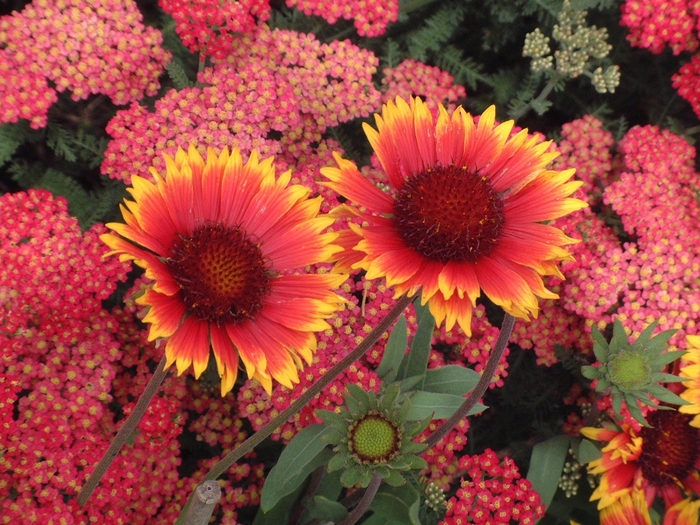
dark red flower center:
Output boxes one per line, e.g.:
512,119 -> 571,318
638,410 -> 700,487
166,224 -> 272,324
393,164 -> 505,263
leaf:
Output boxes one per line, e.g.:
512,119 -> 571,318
302,495 -> 348,524
526,435 -> 570,509
422,365 -> 481,396
46,122 -> 78,162
369,483 -> 421,525
577,439 -> 602,464
253,480 -> 306,525
397,300 -> 434,384
165,58 -> 192,89
377,315 -> 408,383
0,121 -> 30,167
261,424 -> 332,512
406,392 -> 486,420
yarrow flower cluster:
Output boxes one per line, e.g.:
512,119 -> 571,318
0,0 -> 170,128
0,191 -> 190,524
620,0 -> 700,55
440,449 -> 545,524
381,59 -> 466,111
101,26 -> 381,184
159,0 -> 271,58
285,0 -> 399,37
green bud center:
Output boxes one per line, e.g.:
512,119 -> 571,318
348,411 -> 401,464
608,350 -> 651,390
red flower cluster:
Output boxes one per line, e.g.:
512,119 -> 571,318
441,449 -> 545,524
102,26 -> 381,184
0,0 -> 170,128
159,0 -> 271,58
519,117 -> 700,383
620,0 -> 700,54
381,59 -> 467,111
285,0 -> 399,37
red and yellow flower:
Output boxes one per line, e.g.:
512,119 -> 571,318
582,410 -> 700,522
322,96 -> 586,335
102,145 -> 345,396
680,334 -> 700,426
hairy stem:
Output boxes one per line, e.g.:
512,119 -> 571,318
424,313 -> 515,450
77,355 -> 169,506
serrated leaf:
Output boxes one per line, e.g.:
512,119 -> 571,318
526,435 -> 570,509
397,300 -> 434,384
422,365 -> 481,396
261,424 -> 333,512
577,439 -> 602,464
406,392 -> 486,420
376,315 -> 408,383
369,483 -> 421,525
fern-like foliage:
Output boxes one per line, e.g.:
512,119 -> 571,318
8,160 -> 45,188
37,168 -> 92,225
436,45 -> 494,91
407,5 -> 465,62
507,72 -> 542,119
0,121 -> 31,167
73,129 -> 109,170
380,38 -> 404,70
328,125 -> 364,165
46,122 -> 78,163
165,58 -> 193,89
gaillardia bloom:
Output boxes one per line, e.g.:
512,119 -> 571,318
581,408 -> 700,518
102,146 -> 345,396
322,96 -> 586,335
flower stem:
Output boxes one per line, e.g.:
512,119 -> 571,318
77,355 -> 169,506
174,294 -> 415,523
340,472 -> 382,525
423,313 -> 515,450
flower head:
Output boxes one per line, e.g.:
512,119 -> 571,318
582,320 -> 687,426
322,96 -> 586,335
319,383 -> 429,488
102,145 -> 345,396
582,409 -> 700,513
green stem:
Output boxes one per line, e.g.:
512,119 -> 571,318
175,294 -> 414,523
510,73 -> 565,121
423,313 -> 515,450
77,355 -> 169,506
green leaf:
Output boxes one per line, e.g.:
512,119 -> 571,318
377,314 -> 408,383
253,479 -> 306,525
340,466 -> 372,488
398,300 -> 434,384
369,483 -> 421,525
0,121 -> 30,167
406,392 -> 486,420
261,424 -> 333,512
303,495 -> 348,524
650,350 -> 687,368
346,383 -> 371,412
591,325 -> 610,361
577,439 -> 602,464
423,365 -> 481,396
610,319 -> 629,352
581,365 -> 599,380
526,435 -> 570,509
642,329 -> 677,354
